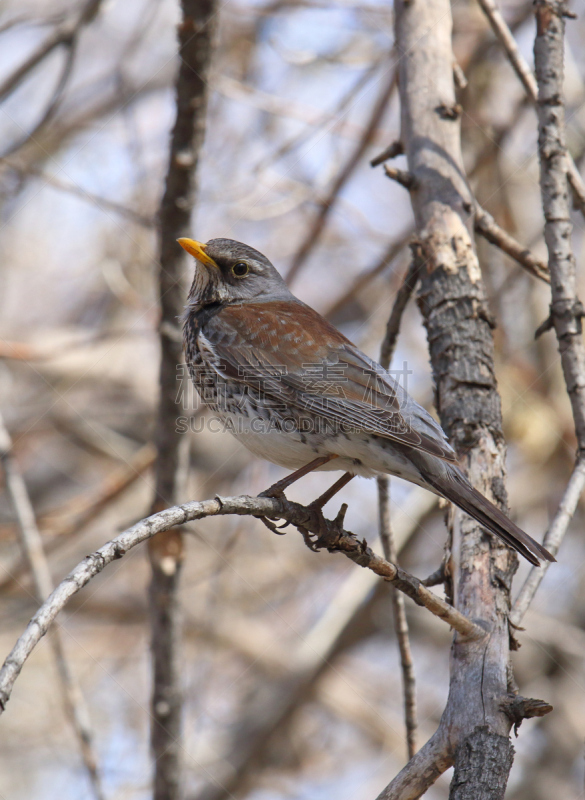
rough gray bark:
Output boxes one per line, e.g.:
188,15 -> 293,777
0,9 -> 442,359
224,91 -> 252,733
149,2 -> 217,799
449,727 -> 514,800
379,0 -> 520,795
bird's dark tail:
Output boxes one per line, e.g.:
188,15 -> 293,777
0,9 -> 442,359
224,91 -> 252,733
426,468 -> 555,567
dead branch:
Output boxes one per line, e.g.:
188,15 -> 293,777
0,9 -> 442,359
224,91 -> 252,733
533,0 -> 585,450
380,0 -> 528,795
383,164 -> 417,190
286,68 -> 397,283
379,244 -> 424,368
148,2 -> 218,798
510,0 -> 585,635
0,0 -> 102,103
375,728 -> 452,800
511,458 -> 585,626
376,242 -> 423,760
475,0 -> 585,215
324,231 -> 411,320
0,413 -> 104,800
473,205 -> 549,283
371,140 -> 404,167
378,477 -> 417,759
0,492 -> 488,716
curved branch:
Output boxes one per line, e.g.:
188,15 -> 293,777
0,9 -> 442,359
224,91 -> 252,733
0,493 -> 486,714
375,727 -> 452,800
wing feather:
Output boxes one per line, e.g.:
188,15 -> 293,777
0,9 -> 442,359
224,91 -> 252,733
199,301 -> 457,462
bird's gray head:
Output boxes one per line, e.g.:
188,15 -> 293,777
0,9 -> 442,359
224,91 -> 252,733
179,237 -> 292,308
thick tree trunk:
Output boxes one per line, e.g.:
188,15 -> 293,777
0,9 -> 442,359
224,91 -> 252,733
149,2 -> 217,799
393,0 -> 516,794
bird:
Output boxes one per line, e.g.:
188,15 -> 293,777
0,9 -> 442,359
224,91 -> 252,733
178,236 -> 554,567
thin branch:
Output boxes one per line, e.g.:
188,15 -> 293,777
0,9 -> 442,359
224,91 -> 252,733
286,67 -> 397,284
374,728 -> 452,800
474,205 -> 549,283
148,2 -> 218,798
0,0 -> 101,103
378,477 -> 417,759
2,162 -> 155,227
0,492 -> 488,715
475,0 -> 585,215
255,58 -> 382,173
0,443 -> 155,594
0,414 -> 104,800
511,458 -> 585,626
371,140 -> 404,167
376,244 -> 423,760
324,231 -> 411,320
379,244 -> 424,369
383,164 -> 417,190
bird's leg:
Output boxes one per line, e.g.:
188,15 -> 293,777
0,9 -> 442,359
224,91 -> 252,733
309,472 -> 354,510
259,455 -> 338,498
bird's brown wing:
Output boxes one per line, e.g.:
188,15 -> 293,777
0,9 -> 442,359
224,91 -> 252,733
200,300 -> 457,463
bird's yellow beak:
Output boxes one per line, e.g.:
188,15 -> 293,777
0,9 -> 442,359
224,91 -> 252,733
177,238 -> 219,269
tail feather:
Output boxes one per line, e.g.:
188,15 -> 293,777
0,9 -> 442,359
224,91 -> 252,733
428,468 -> 555,567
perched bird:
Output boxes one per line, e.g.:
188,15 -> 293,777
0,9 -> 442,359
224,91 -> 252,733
179,236 -> 554,567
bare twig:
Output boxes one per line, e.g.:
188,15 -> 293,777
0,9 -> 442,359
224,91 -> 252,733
0,492 -> 487,716
376,244 -> 424,760
0,0 -> 105,159
511,458 -> 585,626
379,245 -> 423,368
0,0 -> 102,103
0,414 -> 104,800
375,728 -> 451,800
378,477 -> 417,759
286,68 -> 397,284
452,61 -> 468,90
383,164 -> 417,190
2,162 -> 155,227
474,205 -> 549,283
324,231 -> 411,320
371,140 -> 404,167
148,2 -> 217,799
475,0 -> 585,215
0,443 -> 155,594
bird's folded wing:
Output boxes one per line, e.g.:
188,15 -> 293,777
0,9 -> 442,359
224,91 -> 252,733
201,302 -> 457,463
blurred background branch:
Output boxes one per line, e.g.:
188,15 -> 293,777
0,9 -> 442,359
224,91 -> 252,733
149,1 -> 218,799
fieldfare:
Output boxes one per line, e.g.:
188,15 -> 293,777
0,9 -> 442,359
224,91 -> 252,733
179,237 -> 554,567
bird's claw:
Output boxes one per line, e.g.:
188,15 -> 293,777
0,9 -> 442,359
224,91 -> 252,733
257,516 -> 288,535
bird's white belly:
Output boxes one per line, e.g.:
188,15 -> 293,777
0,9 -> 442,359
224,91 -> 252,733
216,408 -> 427,486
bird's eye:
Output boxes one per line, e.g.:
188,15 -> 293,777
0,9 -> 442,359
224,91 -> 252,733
232,261 -> 249,277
